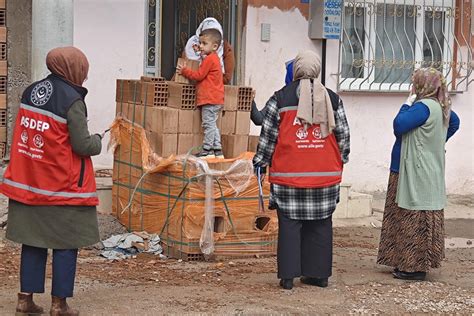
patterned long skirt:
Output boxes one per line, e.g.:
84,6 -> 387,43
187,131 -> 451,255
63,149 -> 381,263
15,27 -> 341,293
377,172 -> 445,272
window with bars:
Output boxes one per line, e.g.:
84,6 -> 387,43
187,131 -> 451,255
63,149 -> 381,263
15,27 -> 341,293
144,0 -> 160,77
338,1 -> 473,92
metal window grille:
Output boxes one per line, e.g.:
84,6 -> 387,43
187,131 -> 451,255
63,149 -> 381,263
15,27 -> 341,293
144,0 -> 161,77
338,0 -> 473,92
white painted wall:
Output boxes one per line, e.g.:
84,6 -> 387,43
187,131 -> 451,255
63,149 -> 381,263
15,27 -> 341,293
244,6 -> 321,126
73,0 -> 145,168
245,5 -> 473,195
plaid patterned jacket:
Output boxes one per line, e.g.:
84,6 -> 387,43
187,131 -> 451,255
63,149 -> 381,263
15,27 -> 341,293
253,83 -> 350,220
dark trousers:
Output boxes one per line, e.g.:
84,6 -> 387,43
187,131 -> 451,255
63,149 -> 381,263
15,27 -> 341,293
277,211 -> 333,279
20,244 -> 78,298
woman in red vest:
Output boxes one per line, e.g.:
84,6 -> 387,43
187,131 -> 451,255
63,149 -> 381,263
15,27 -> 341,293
0,47 -> 103,315
253,50 -> 350,290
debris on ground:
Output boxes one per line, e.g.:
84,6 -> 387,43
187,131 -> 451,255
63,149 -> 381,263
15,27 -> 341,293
445,237 -> 474,249
100,231 -> 164,260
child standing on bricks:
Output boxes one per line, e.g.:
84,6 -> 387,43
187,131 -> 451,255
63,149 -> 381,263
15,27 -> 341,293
177,28 -> 225,159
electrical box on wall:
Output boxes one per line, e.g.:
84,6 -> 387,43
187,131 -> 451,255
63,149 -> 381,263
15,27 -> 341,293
261,23 -> 271,42
308,0 -> 342,40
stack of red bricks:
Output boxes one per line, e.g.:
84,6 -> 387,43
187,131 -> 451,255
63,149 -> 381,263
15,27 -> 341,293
115,75 -> 258,159
218,85 -> 258,158
0,0 -> 7,159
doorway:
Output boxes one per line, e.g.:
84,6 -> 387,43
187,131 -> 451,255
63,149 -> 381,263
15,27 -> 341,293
160,0 -> 237,80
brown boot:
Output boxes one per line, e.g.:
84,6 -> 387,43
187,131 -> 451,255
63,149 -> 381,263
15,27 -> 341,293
50,296 -> 79,316
16,293 -> 44,315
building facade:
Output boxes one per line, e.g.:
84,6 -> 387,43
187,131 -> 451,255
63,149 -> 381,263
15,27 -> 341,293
5,0 -> 473,195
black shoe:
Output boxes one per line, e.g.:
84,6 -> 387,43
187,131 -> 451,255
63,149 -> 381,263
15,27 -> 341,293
392,270 -> 426,281
279,278 -> 294,290
196,148 -> 215,159
300,276 -> 329,288
214,149 -> 224,159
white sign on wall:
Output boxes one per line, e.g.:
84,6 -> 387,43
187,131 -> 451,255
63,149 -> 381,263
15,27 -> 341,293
308,0 -> 342,40
322,0 -> 342,39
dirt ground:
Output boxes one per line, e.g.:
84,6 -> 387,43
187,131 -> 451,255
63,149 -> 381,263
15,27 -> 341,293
0,197 -> 473,315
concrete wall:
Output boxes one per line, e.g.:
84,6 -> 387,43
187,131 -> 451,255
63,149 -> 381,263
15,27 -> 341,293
6,0 -> 32,154
31,0 -> 73,81
73,0 -> 145,168
245,3 -> 473,195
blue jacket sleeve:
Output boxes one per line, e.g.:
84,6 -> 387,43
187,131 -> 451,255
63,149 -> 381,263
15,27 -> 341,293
285,61 -> 294,86
447,110 -> 460,141
393,102 -> 430,137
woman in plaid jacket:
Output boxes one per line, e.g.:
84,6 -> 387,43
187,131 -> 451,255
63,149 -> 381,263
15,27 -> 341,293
253,51 -> 350,290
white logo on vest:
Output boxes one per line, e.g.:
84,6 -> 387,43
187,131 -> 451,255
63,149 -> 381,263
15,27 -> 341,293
33,134 -> 44,149
312,126 -> 322,139
20,130 -> 28,144
30,80 -> 53,106
296,127 -> 308,140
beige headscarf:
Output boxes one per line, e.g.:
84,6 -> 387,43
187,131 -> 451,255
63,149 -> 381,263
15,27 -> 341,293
412,67 -> 451,126
293,50 -> 335,138
46,46 -> 89,87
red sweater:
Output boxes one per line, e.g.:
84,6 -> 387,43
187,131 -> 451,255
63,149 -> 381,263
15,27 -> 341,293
182,52 -> 224,106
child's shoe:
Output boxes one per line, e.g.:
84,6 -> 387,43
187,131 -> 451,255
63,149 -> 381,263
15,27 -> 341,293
196,148 -> 215,159
214,149 -> 224,159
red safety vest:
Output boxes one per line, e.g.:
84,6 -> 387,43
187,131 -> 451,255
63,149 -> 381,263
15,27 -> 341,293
269,107 -> 343,188
0,76 -> 99,206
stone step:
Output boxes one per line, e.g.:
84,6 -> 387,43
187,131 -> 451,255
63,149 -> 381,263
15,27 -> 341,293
334,184 -> 373,219
96,177 -> 113,215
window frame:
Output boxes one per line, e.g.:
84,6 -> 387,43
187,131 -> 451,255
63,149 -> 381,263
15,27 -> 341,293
144,0 -> 162,77
338,0 -> 455,92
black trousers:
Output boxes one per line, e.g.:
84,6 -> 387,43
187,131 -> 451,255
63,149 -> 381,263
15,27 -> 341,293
20,244 -> 78,298
277,211 -> 333,279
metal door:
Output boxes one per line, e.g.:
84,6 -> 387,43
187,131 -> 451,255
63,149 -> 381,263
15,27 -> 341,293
175,0 -> 237,64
